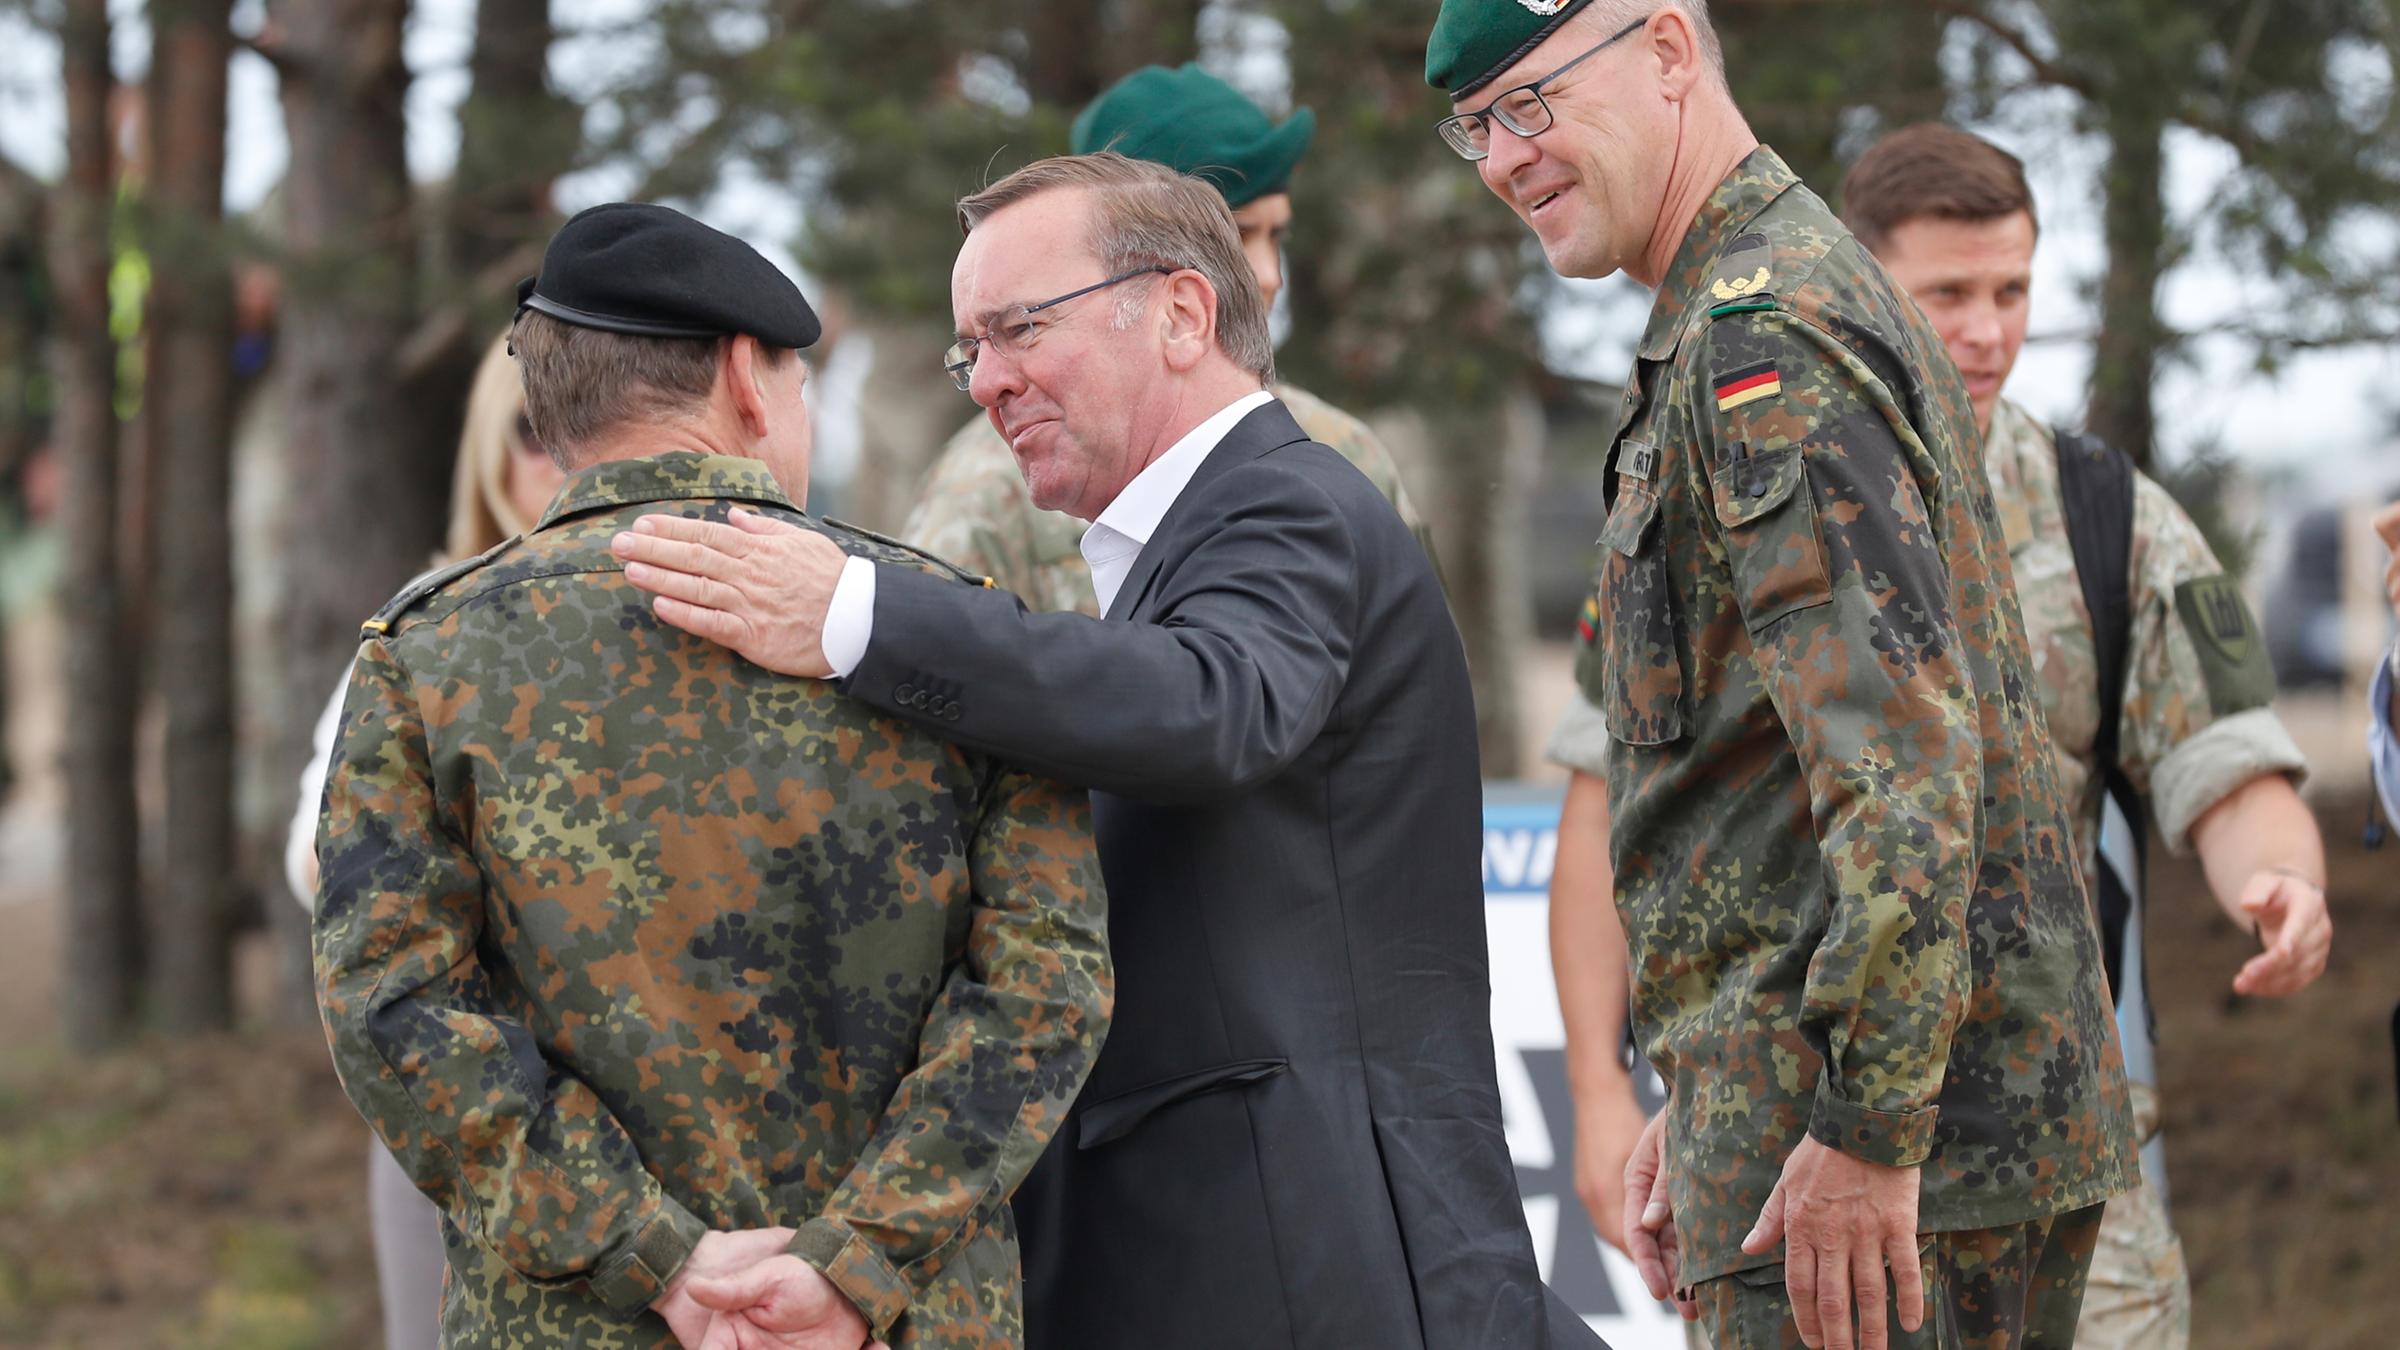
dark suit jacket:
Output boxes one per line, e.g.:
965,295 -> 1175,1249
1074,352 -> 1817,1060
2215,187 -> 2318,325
846,401 -> 1602,1350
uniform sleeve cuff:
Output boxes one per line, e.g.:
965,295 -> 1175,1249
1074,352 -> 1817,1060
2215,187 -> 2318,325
587,1193 -> 706,1316
1543,691 -> 1614,776
2148,707 -> 2309,856
1808,1075 -> 1938,1168
789,1216 -> 911,1339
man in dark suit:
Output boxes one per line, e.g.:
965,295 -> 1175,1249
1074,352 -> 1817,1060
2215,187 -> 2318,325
610,153 -> 1602,1350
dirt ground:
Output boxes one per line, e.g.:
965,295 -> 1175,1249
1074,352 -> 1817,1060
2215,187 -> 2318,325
2147,833 -> 2400,1348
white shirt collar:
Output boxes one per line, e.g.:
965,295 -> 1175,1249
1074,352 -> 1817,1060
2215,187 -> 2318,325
1081,389 -> 1274,615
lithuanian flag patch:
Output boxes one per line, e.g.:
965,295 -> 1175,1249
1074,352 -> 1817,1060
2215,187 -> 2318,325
1577,595 -> 1600,642
1713,361 -> 1782,412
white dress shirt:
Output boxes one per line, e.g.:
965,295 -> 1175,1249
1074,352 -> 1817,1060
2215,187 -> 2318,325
822,389 -> 1273,675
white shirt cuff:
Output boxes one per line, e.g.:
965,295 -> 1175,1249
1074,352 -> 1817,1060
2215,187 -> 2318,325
822,555 -> 877,679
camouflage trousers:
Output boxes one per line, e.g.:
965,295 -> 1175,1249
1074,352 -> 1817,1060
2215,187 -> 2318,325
2074,1083 -> 2191,1350
1685,1203 -> 2106,1350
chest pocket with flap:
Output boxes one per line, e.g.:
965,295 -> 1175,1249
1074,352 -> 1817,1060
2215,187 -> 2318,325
1588,468 -> 1686,746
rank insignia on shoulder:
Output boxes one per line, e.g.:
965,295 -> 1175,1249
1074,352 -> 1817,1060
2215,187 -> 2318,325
1708,232 -> 1774,303
359,537 -> 518,640
1710,266 -> 1771,301
1714,361 -> 1782,412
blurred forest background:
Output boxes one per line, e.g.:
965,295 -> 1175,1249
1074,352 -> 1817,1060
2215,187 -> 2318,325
0,0 -> 2395,1345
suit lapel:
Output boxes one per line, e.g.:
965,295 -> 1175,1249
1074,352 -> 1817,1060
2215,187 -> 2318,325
1103,399 -> 1311,623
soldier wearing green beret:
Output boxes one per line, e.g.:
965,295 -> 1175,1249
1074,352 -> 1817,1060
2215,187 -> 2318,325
1425,3 -> 2139,1347
313,202 -> 1113,1349
901,62 -> 1438,617
1550,123 -> 2337,1350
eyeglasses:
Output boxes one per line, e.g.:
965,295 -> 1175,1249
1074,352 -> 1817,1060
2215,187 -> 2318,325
943,266 -> 1175,393
1434,16 -> 1650,162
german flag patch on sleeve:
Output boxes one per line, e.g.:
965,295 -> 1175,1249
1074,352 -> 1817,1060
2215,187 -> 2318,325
1713,361 -> 1782,412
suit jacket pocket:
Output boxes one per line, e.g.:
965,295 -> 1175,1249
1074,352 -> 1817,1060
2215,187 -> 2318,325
1594,483 -> 1686,746
1709,445 -> 1830,633
1076,1058 -> 1289,1150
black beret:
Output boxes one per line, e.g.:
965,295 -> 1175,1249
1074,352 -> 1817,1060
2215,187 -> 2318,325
516,202 -> 821,350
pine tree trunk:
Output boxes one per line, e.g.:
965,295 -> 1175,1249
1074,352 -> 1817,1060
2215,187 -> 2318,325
2087,103 -> 2168,470
52,0 -> 144,1049
147,0 -> 238,1031
454,0 -> 573,281
0,164 -> 35,812
1021,0 -> 1109,108
274,0 -> 442,1004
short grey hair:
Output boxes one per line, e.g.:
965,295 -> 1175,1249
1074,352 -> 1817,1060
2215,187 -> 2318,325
958,152 -> 1275,383
1580,1 -> 1725,86
511,312 -> 789,468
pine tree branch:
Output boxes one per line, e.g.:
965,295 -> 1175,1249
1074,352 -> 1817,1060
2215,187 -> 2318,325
1926,2 -> 2098,100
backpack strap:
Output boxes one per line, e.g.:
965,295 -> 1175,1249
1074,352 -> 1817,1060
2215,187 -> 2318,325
2053,427 -> 2142,1008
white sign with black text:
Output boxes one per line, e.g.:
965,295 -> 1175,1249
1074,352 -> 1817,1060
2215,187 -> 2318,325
1483,786 -> 1686,1349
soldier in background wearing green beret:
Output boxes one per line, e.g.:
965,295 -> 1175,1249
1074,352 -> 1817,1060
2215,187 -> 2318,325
313,203 -> 1113,1349
1425,3 -> 2139,1348
901,62 -> 1439,616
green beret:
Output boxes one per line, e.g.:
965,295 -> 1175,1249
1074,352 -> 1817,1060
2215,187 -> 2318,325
1071,63 -> 1315,208
1425,0 -> 1597,100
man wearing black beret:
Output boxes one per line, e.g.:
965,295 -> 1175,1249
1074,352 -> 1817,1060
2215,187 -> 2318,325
1425,3 -> 2138,1349
313,201 -> 1113,1350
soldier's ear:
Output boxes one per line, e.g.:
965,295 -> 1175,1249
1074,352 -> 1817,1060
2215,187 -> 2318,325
1649,9 -> 1708,102
724,335 -> 773,438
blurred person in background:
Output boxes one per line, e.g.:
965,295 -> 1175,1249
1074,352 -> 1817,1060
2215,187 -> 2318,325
902,62 -> 1438,613
283,330 -> 564,1350
1544,122 -> 2333,1350
2372,500 -> 2400,821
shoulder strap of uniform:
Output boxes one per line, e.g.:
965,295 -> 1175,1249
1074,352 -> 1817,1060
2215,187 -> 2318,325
821,517 -> 996,589
2053,426 -> 2143,1006
2054,429 -> 2138,776
358,535 -> 519,640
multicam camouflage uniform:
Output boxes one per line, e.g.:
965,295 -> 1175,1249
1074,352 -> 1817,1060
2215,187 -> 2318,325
1577,148 -> 2136,1341
314,451 -> 1113,1350
1984,396 -> 2304,1350
1983,397 -> 2301,905
902,382 -> 1437,616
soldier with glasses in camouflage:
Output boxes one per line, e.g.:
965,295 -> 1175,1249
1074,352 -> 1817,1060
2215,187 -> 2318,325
1427,3 -> 2139,1347
1547,122 -> 2334,1350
